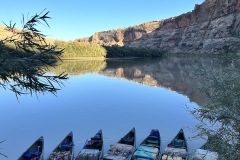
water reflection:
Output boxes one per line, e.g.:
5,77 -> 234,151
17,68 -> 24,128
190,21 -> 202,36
49,57 -> 240,159
50,57 -> 240,108
50,60 -> 106,75
1,56 -> 239,159
101,57 -> 240,159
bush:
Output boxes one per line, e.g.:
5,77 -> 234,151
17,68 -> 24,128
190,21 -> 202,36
54,41 -> 107,58
103,45 -> 163,58
0,10 -> 68,97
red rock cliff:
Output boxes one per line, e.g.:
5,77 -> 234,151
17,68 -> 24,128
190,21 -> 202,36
77,0 -> 240,54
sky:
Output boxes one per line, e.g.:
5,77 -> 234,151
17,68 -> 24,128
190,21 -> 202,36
0,0 -> 204,41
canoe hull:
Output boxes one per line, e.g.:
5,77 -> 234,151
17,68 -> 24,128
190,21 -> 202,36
162,129 -> 188,160
18,136 -> 44,160
103,128 -> 136,160
132,129 -> 161,160
75,130 -> 104,160
47,131 -> 74,160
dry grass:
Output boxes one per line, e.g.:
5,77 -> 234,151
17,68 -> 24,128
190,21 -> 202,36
0,25 -> 55,44
0,25 -> 14,39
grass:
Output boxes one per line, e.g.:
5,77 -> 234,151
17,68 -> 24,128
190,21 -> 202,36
0,25 -> 55,44
0,26 -> 13,39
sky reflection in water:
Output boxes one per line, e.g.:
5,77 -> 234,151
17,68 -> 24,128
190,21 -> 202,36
0,59 -> 206,159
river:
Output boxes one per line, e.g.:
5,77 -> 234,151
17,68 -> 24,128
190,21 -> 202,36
0,56 -> 239,159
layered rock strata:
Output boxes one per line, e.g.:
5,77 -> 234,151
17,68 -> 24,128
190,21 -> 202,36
77,0 -> 240,54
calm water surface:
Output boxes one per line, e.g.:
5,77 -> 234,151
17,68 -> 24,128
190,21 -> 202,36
1,56 -> 235,159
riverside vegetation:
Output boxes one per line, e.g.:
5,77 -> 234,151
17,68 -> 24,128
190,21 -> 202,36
1,4 -> 239,159
54,41 -> 107,58
0,10 -> 68,97
1,27 -> 163,60
53,41 -> 163,59
0,15 -> 164,95
189,56 -> 240,160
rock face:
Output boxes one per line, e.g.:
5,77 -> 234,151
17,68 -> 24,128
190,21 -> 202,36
78,21 -> 161,46
77,0 -> 240,54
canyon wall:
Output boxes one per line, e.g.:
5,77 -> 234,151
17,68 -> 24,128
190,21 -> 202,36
77,0 -> 240,54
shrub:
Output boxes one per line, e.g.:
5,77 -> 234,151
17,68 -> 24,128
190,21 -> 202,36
54,41 -> 107,58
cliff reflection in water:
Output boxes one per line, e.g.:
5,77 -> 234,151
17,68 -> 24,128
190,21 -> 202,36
49,56 -> 239,159
49,57 -> 240,108
102,57 -> 240,159
100,57 -> 224,107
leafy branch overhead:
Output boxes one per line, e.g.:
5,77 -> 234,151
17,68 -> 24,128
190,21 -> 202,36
0,140 -> 7,158
0,10 -> 68,98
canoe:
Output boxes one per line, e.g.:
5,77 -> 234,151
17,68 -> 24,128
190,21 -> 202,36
47,131 -> 74,160
75,130 -> 103,160
132,129 -> 161,160
162,129 -> 188,160
18,136 -> 44,160
103,128 -> 136,160
167,129 -> 187,149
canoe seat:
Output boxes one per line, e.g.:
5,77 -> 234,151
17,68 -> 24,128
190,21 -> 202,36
93,142 -> 102,148
173,139 -> 184,148
91,139 -> 102,144
146,139 -> 158,145
24,151 -> 40,158
121,137 -> 134,143
92,134 -> 101,139
61,142 -> 73,148
146,136 -> 158,145
91,137 -> 101,141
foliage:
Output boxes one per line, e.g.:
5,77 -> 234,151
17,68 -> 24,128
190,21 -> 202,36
0,10 -> 68,98
54,41 -> 107,58
0,140 -> 7,158
54,42 -> 163,59
231,31 -> 240,38
190,59 -> 240,160
103,45 -> 163,58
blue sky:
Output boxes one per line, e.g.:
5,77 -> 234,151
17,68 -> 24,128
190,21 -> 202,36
0,0 -> 204,41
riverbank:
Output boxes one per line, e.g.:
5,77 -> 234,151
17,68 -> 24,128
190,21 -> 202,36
61,57 -> 105,61
61,57 -> 142,61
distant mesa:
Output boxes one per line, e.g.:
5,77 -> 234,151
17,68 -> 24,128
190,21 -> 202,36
76,0 -> 240,54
